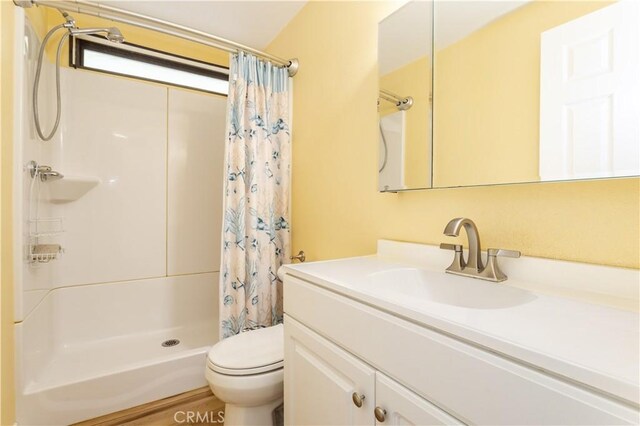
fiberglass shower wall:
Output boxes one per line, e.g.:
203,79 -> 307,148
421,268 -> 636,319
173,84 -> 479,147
17,26 -> 226,317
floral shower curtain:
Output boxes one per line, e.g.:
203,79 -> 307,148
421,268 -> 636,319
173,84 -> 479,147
220,52 -> 291,339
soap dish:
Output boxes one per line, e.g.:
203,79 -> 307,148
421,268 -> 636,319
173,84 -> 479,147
48,175 -> 101,203
30,244 -> 63,263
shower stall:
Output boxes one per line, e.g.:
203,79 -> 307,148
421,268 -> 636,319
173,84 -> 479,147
13,8 -> 225,424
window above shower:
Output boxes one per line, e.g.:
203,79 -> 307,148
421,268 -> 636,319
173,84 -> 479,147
71,35 -> 230,95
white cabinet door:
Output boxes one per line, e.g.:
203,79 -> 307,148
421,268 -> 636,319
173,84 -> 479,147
284,315 -> 375,426
375,374 -> 462,426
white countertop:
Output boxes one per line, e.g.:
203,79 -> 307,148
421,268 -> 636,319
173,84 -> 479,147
281,242 -> 640,406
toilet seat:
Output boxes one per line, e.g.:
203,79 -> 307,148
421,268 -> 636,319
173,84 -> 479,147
207,323 -> 284,376
207,358 -> 283,376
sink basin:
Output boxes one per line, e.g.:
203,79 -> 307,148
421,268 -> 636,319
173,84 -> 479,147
367,268 -> 537,309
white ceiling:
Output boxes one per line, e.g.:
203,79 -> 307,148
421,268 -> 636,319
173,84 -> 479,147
103,1 -> 307,49
379,0 -> 532,75
379,1 -> 433,75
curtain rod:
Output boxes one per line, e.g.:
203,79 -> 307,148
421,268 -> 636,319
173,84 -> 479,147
379,89 -> 413,111
14,0 -> 299,77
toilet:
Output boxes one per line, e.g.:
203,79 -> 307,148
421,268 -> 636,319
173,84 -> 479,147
206,324 -> 284,426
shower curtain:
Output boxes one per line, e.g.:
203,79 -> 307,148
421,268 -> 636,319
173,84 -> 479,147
220,52 -> 291,339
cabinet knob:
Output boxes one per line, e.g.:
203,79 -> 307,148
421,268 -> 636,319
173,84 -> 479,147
352,392 -> 365,408
374,407 -> 387,422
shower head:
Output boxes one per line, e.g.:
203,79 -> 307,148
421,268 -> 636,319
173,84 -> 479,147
105,27 -> 125,43
60,11 -> 76,28
69,27 -> 125,43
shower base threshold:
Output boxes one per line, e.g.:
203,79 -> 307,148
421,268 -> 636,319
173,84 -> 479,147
19,323 -> 215,425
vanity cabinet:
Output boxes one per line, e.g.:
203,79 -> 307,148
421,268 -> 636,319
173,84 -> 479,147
283,274 -> 639,425
285,315 -> 460,425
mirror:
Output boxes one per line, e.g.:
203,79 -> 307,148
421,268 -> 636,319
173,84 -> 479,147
378,1 -> 433,191
378,0 -> 639,191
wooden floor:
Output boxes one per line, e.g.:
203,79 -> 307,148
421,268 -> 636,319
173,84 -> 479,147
73,387 -> 225,426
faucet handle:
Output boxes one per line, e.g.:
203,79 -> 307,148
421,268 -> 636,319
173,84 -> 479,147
440,243 -> 462,252
487,248 -> 521,258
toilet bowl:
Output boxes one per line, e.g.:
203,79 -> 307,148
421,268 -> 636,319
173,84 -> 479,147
206,324 -> 284,426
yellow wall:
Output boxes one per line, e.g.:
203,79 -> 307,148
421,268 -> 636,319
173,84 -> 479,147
267,1 -> 639,269
1,1 -> 16,424
25,4 -> 46,38
434,0 -> 611,187
380,55 -> 431,188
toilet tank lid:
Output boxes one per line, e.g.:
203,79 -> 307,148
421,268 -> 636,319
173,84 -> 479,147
208,323 -> 284,371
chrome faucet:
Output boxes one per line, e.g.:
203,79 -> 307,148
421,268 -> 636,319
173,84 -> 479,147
440,217 -> 520,282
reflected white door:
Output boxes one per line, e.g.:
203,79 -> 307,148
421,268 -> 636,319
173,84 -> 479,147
539,0 -> 640,181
